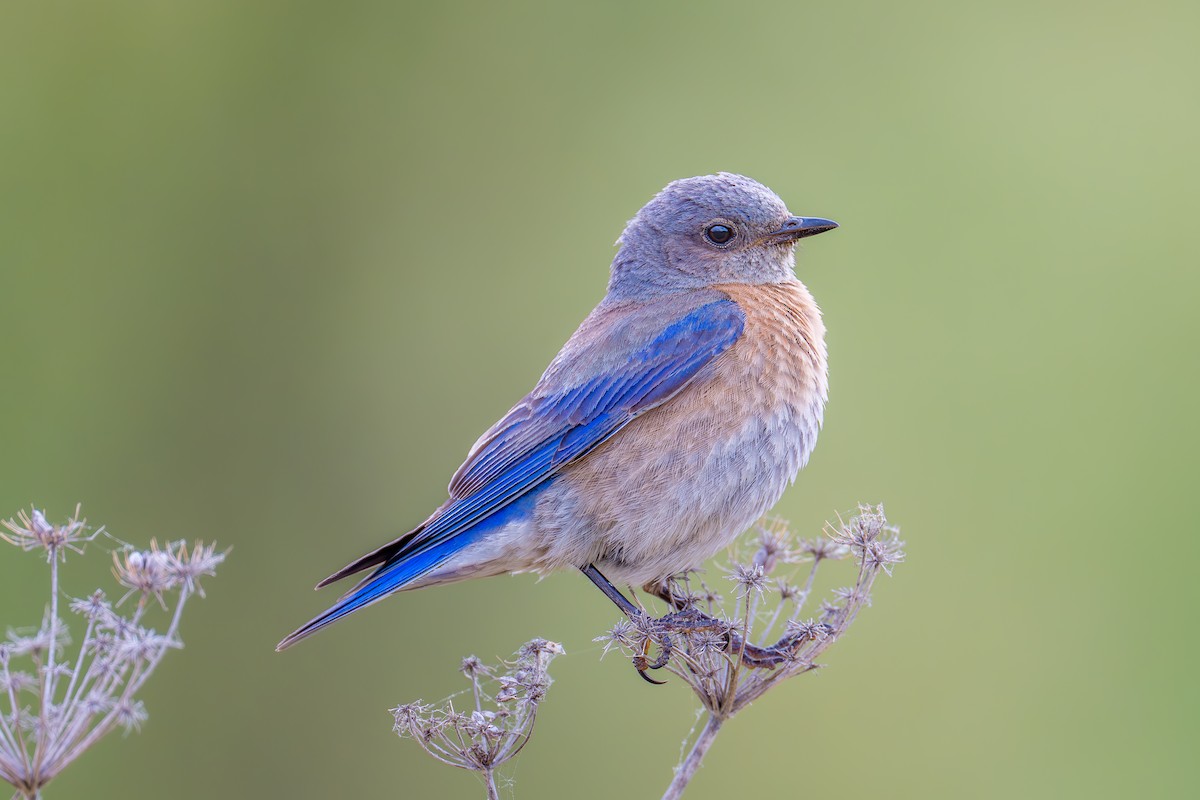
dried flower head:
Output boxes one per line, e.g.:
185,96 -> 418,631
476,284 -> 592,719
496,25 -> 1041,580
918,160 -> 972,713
111,539 -> 226,607
391,639 -> 563,800
1,505 -> 100,561
727,563 -> 769,598
595,504 -> 903,800
113,542 -> 179,606
0,506 -> 226,799
750,517 -> 795,573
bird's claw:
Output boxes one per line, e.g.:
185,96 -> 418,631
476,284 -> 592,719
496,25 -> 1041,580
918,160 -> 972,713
634,665 -> 668,685
631,615 -> 673,683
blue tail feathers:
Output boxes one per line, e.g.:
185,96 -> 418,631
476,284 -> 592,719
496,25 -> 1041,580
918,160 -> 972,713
275,482 -> 547,651
275,534 -> 474,650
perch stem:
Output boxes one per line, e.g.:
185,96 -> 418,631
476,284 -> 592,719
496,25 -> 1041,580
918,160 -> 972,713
660,713 -> 723,800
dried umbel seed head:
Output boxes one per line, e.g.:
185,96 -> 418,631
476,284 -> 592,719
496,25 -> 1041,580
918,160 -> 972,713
390,639 -> 564,790
112,539 -> 227,606
0,506 -> 226,800
597,506 -> 902,719
751,519 -> 792,573
830,504 -> 899,552
460,655 -> 484,677
799,536 -> 848,562
596,506 -> 903,800
1,505 -> 99,560
728,563 -> 769,597
114,545 -> 179,602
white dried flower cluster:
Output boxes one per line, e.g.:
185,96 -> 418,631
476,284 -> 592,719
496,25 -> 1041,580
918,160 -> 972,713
391,639 -> 564,800
0,507 -> 226,800
113,539 -> 225,605
1,507 -> 98,560
597,505 -> 903,800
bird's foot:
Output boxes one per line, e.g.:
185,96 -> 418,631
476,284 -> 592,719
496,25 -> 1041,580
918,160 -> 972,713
584,564 -> 824,681
638,605 -> 832,669
631,627 -> 671,684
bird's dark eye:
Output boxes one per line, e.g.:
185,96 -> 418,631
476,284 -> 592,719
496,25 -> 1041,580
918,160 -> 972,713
704,224 -> 735,246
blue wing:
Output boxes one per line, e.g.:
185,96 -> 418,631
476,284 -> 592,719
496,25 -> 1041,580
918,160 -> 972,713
276,296 -> 745,649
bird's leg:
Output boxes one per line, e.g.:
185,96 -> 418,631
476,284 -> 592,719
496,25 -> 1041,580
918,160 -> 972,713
580,563 -> 667,684
581,563 -> 642,617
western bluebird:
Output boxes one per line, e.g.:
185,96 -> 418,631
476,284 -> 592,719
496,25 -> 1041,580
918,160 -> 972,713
277,173 -> 836,651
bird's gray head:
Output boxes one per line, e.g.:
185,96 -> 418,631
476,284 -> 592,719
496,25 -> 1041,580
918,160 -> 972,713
607,173 -> 836,300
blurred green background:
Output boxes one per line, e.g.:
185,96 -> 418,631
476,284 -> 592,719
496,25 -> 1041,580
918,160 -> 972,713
2,1 -> 1197,798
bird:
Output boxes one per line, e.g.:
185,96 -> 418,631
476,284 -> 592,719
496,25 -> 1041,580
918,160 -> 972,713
277,173 -> 837,652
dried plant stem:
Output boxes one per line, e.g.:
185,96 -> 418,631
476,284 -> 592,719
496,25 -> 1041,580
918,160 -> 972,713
483,769 -> 500,800
28,555 -> 64,784
39,557 -> 60,758
661,714 -> 723,800
43,587 -> 191,777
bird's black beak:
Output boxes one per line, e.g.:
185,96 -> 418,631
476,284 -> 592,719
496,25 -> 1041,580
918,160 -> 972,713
766,216 -> 839,243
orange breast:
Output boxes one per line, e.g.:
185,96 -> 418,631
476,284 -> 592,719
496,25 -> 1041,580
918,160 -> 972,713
539,278 -> 828,585
710,280 -> 827,420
